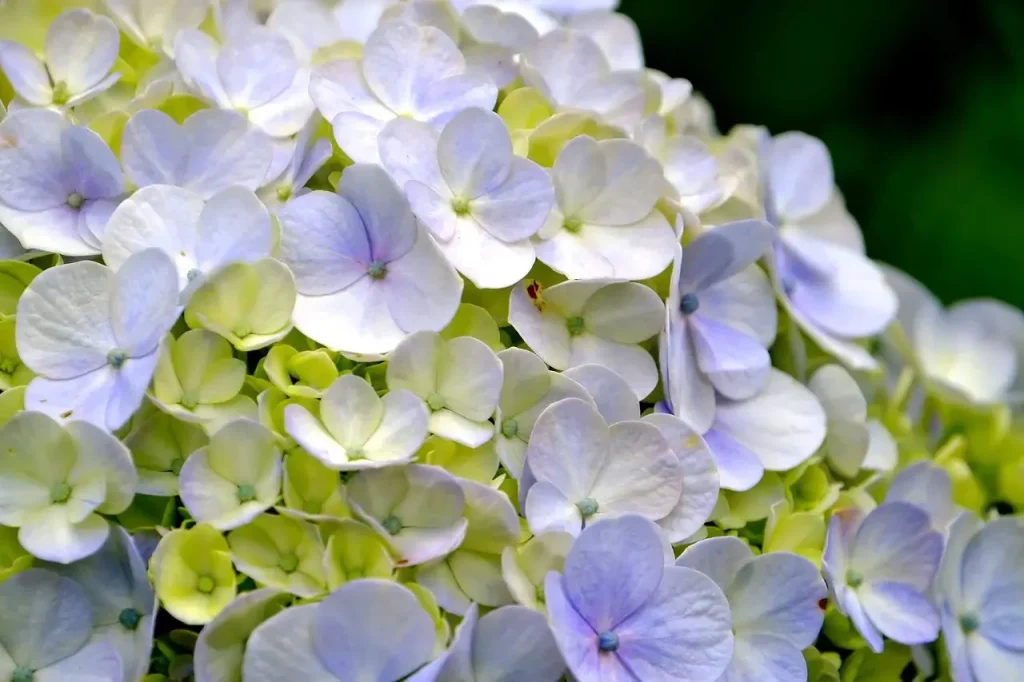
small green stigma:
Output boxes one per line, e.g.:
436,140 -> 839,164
186,268 -> 202,282
368,260 -> 387,280
196,575 -> 215,594
50,482 -> 72,504
276,184 -> 293,202
180,390 -> 200,410
566,316 -> 586,336
500,417 -> 519,439
118,607 -> 141,630
65,191 -> 84,209
382,515 -> 403,535
236,483 -> 257,502
426,393 -> 446,411
451,197 -> 471,216
278,553 -> 299,573
959,613 -> 980,634
170,457 -> 185,475
563,216 -> 583,234
845,569 -> 863,588
11,665 -> 33,682
0,357 -> 17,374
577,497 -> 599,517
107,348 -> 127,368
52,81 -> 71,106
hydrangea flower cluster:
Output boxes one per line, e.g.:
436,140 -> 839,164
0,1 -> 1020,681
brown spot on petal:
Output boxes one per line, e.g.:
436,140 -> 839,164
59,410 -> 73,419
0,134 -> 17,149
526,280 -> 545,311
818,598 -> 828,611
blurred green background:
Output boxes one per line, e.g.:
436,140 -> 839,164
621,0 -> 1024,309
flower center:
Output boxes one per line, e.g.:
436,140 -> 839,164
382,515 -> 403,535
426,393 -> 446,411
367,260 -> 387,280
0,356 -> 18,374
65,191 -> 84,209
278,553 -> 299,573
566,316 -> 586,336
196,575 -> 215,594
50,482 -> 72,504
577,497 -> 599,518
959,613 -> 979,634
236,483 -> 257,503
119,607 -> 141,630
276,184 -> 293,202
845,569 -> 863,588
679,293 -> 700,315
598,631 -> 619,652
451,197 -> 471,216
181,390 -> 200,410
52,81 -> 71,106
563,216 -> 583,234
186,268 -> 203,282
500,417 -> 519,438
107,348 -> 128,368
11,665 -> 33,682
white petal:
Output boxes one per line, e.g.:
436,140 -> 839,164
582,281 -> 664,344
314,579 -> 436,681
0,109 -> 67,209
689,315 -> 770,400
242,605 -> 336,682
0,41 -> 52,105
573,212 -> 677,281
525,481 -> 582,536
438,107 -> 512,200
184,109 -> 273,195
217,29 -> 297,109
677,220 -> 775,293
569,333 -> 658,400
292,278 -> 404,354
676,536 -> 753,593
277,190 -> 370,295
331,111 -> 389,164
590,420 -> 682,520
526,397 -> 607,501
16,260 -> 115,378
45,10 -> 120,95
0,569 -> 93,668
858,581 -> 940,645
437,336 -> 503,421
851,502 -> 942,590
643,413 -> 720,543
110,248 -> 180,356
247,68 -> 315,138
310,58 -> 393,123
381,229 -> 463,335
769,132 -> 833,221
508,280 -> 572,369
284,404 -> 351,469
378,116 -> 444,195
101,184 -> 204,276
661,321 -> 715,433
20,509 -> 110,564
613,565 -> 734,682
472,158 -> 554,243
362,22 -> 465,115
195,186 -> 273,274
438,216 -> 536,289
713,369 -> 826,471
699,265 -> 778,347
562,363 -> 640,424
362,390 -> 430,463
520,29 -> 607,108
719,634 -> 807,682
173,29 -> 231,107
